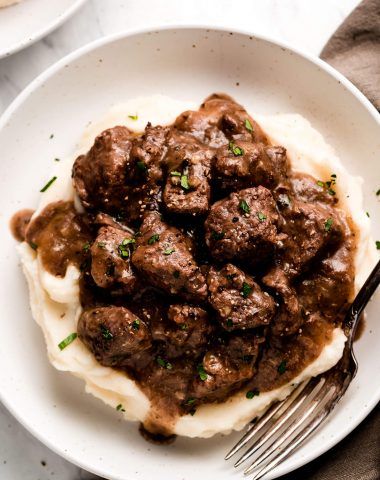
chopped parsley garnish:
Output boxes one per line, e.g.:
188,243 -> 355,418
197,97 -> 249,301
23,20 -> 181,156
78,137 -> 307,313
163,247 -> 175,255
136,161 -> 147,172
245,119 -> 254,132
241,282 -> 252,298
180,174 -> 190,190
49,134 -> 54,139
317,174 -> 337,196
229,141 -> 244,156
82,242 -> 91,253
226,319 -> 233,328
58,332 -> 77,351
100,324 -> 113,340
257,211 -> 267,222
185,397 -> 195,406
156,357 -> 173,369
148,234 -> 160,244
128,114 -> 138,120
54,158 -> 60,162
132,319 -> 140,330
29,241 -> 38,250
324,218 -> 333,231
211,230 -> 225,240
40,176 -> 57,192
278,360 -> 287,374
366,212 -> 370,218
376,189 -> 380,196
376,241 -> 380,250
317,180 -> 325,188
118,238 -> 135,258
239,199 -> 250,214
246,389 -> 260,399
170,171 -> 182,177
180,324 -> 188,330
97,241 -> 106,249
197,364 -> 208,381
116,404 -> 126,412
173,270 -> 180,278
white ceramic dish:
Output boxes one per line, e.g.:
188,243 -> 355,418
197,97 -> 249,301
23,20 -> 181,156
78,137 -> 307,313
0,0 -> 87,59
0,26 -> 379,480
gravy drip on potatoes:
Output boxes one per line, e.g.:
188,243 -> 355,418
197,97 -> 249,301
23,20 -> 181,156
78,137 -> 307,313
11,94 -> 356,436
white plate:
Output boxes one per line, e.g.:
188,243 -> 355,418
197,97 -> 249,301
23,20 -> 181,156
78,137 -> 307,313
0,0 -> 87,59
0,26 -> 379,480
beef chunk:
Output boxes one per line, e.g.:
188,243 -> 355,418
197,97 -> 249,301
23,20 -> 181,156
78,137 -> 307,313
263,267 -> 304,336
214,142 -> 288,192
290,173 -> 337,206
90,226 -> 137,294
165,304 -> 213,356
163,130 -> 214,216
73,125 -> 168,223
208,264 -> 275,330
72,126 -> 133,212
205,186 -> 282,263
132,212 -> 207,301
279,200 -> 345,277
175,93 -> 268,147
77,306 -> 151,367
190,334 -> 260,402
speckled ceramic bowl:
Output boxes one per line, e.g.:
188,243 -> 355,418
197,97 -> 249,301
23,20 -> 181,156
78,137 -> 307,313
0,26 -> 379,480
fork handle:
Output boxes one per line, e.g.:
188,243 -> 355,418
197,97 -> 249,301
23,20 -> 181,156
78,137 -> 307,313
346,258 -> 380,342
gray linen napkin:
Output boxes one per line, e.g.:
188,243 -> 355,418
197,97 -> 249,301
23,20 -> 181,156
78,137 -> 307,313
280,1 -> 380,478
321,0 -> 380,110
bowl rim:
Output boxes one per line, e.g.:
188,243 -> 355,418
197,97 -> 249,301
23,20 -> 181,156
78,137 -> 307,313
0,24 -> 379,480
0,0 -> 88,59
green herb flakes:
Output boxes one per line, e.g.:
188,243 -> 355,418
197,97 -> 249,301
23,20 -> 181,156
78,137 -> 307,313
58,332 -> 77,351
197,364 -> 208,381
40,176 -> 57,192
257,211 -> 267,222
376,241 -> 380,250
118,238 -> 135,258
128,114 -> 138,120
100,324 -> 113,340
148,234 -> 160,245
241,282 -> 252,298
29,242 -> 38,251
245,119 -> 254,132
157,356 -> 173,370
82,242 -> 91,253
278,360 -> 287,375
226,319 -> 233,328
116,404 -> 126,412
211,230 -> 225,240
229,141 -> 244,156
97,241 -> 106,249
170,171 -> 181,177
324,218 -> 333,231
376,189 -> 380,196
239,199 -> 250,214
246,389 -> 260,399
180,174 -> 190,190
136,161 -> 147,172
132,319 -> 140,330
163,248 -> 175,255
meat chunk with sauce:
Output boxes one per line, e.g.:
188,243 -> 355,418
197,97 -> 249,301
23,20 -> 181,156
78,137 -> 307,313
163,130 -> 214,216
132,212 -> 207,301
208,264 -> 275,331
205,186 -> 282,264
213,142 -> 288,192
90,225 -> 137,294
77,306 -> 152,367
190,334 -> 260,402
72,126 -> 133,213
175,93 -> 268,147
263,267 -> 304,336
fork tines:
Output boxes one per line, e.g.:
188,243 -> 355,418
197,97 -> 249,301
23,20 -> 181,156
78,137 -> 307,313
225,374 -> 341,479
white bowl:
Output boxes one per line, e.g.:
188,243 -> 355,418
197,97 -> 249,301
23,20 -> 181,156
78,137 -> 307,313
0,26 -> 379,480
0,0 -> 87,59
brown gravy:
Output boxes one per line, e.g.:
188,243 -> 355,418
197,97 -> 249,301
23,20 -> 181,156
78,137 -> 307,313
10,209 -> 35,242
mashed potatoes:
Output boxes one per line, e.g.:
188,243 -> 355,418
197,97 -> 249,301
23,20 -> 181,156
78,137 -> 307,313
18,95 -> 377,438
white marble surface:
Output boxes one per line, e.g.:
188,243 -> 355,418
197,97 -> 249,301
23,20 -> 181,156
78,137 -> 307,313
0,0 -> 361,478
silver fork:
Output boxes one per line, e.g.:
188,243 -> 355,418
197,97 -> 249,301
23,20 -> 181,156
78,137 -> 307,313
225,259 -> 380,479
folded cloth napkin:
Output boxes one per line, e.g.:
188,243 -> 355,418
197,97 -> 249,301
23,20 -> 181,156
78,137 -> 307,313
321,0 -> 380,110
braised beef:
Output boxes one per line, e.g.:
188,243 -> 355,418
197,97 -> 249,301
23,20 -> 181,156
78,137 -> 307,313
213,142 -> 288,193
90,225 -> 137,294
205,186 -> 283,263
15,94 -> 356,437
77,306 -> 152,367
208,264 -> 275,330
132,212 -> 207,301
